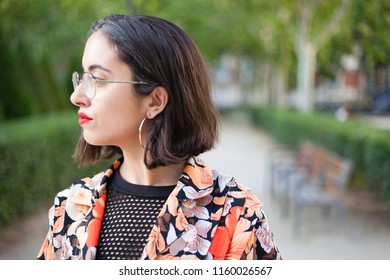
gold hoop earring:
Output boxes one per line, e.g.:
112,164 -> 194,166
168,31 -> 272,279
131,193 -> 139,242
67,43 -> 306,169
138,117 -> 147,149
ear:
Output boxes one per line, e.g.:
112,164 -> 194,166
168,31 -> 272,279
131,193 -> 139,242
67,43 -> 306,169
146,86 -> 169,119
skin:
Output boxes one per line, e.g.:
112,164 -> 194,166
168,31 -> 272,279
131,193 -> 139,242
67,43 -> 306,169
70,30 -> 185,186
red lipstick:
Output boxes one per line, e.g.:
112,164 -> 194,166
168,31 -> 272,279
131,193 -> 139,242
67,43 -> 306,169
78,112 -> 93,125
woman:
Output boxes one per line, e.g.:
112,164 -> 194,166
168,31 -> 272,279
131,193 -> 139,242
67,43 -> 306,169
37,14 -> 281,260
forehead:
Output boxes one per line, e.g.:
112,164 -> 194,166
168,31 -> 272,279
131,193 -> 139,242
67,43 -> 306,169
82,30 -> 122,72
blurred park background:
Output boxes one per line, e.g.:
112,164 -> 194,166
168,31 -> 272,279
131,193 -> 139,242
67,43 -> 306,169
1,0 -> 390,259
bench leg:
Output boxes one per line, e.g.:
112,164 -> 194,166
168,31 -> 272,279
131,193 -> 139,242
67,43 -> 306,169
334,202 -> 350,237
321,205 -> 331,217
292,200 -> 301,237
280,180 -> 291,218
269,162 -> 276,198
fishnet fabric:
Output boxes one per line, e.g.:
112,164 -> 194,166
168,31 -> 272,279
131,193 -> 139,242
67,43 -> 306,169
96,171 -> 174,260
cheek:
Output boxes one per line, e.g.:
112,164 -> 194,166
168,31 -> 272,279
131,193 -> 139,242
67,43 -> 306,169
83,98 -> 143,146
83,115 -> 135,146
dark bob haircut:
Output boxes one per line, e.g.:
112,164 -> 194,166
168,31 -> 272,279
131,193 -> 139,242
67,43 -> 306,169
73,14 -> 220,169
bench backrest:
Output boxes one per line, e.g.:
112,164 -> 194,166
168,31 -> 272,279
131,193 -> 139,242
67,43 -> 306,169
297,140 -> 354,196
321,152 -> 354,197
296,140 -> 319,169
296,140 -> 329,180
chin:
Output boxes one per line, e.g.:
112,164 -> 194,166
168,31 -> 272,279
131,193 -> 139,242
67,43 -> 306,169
83,133 -> 108,147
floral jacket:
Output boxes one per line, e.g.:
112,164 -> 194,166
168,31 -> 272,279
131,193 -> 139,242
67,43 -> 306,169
37,157 -> 282,260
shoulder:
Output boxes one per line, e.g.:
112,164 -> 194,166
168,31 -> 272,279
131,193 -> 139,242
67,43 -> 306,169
52,158 -> 122,204
51,172 -> 104,206
195,158 -> 282,259
211,169 -> 263,208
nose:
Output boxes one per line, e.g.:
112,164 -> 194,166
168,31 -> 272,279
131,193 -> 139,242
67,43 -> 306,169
70,84 -> 91,107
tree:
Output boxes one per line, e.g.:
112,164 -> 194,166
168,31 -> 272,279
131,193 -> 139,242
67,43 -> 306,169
134,0 -> 295,107
2,0 -> 388,118
0,0 -> 129,119
0,19 -> 35,119
351,0 -> 390,97
134,0 -> 356,112
275,0 -> 352,113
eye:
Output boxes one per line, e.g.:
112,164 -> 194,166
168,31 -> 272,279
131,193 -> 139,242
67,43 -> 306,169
91,74 -> 106,87
91,73 -> 104,81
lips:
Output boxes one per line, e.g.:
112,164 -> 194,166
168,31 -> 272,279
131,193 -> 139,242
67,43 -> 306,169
78,112 -> 93,125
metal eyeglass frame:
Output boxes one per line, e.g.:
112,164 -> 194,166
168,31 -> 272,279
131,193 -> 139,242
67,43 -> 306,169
72,71 -> 150,99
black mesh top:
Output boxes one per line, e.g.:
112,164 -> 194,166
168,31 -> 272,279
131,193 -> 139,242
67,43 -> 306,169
96,169 -> 176,260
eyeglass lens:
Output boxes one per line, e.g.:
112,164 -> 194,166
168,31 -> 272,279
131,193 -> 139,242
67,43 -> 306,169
72,72 -> 95,99
83,73 -> 95,98
72,72 -> 79,91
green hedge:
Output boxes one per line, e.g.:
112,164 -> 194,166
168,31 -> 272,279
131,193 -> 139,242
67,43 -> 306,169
2,109 -> 389,228
248,107 -> 390,202
0,112 -> 110,229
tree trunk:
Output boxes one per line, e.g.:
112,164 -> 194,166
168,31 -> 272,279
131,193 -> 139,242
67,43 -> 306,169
296,42 -> 317,113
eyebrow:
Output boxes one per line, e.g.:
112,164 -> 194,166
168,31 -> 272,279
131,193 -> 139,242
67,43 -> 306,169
83,64 -> 112,73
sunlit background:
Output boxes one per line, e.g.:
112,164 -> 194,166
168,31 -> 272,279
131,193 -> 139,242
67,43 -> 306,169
1,0 -> 390,260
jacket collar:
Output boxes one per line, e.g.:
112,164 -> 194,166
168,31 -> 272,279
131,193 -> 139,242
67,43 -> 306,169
176,156 -> 215,200
100,156 -> 216,201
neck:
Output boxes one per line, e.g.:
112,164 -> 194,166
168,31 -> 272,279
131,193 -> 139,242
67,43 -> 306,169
119,150 -> 187,186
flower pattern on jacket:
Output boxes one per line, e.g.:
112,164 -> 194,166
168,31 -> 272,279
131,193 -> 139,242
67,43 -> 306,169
37,156 -> 282,260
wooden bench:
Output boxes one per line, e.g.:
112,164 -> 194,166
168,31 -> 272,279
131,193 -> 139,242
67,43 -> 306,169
269,140 -> 354,236
270,140 -> 324,204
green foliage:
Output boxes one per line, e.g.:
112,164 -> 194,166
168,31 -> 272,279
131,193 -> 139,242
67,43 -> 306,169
248,106 -> 390,202
317,0 -> 390,79
0,20 -> 36,120
0,112 -> 110,229
134,0 -> 294,64
2,0 -> 390,120
0,0 -> 129,120
351,0 -> 390,67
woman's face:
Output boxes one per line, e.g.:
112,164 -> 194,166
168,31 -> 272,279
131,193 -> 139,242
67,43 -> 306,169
70,30 -> 147,149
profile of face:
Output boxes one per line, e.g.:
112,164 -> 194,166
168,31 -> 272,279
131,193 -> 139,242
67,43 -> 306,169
70,30 -> 148,150
70,15 -> 219,168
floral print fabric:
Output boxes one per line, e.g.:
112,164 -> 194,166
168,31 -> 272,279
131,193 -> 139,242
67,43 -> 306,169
37,157 -> 282,260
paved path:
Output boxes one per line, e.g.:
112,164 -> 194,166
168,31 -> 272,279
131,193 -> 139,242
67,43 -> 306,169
1,112 -> 390,259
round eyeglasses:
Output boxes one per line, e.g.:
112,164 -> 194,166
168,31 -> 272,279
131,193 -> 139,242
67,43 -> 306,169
72,71 -> 150,99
